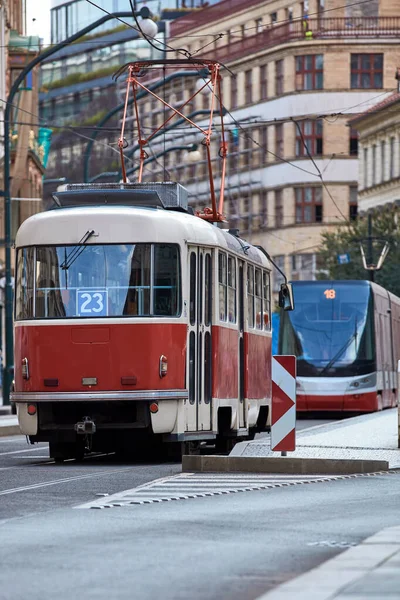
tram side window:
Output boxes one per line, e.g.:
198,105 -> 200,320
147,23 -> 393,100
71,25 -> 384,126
219,252 -> 227,321
255,269 -> 263,330
263,271 -> 271,331
153,245 -> 180,316
15,248 -> 34,320
189,252 -> 196,326
247,266 -> 254,328
227,256 -> 237,323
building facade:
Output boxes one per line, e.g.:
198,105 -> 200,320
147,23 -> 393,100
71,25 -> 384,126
42,1 -> 221,196
3,1 -> 47,247
351,90 -> 400,215
129,0 -> 400,289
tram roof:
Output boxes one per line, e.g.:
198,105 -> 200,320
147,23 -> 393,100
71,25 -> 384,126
15,205 -> 270,268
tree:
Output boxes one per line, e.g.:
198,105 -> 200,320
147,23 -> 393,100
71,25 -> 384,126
317,208 -> 400,296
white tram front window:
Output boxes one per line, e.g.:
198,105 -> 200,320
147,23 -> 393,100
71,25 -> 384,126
15,244 -> 181,319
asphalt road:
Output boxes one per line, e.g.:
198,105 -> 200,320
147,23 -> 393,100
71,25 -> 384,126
4,415 -> 389,600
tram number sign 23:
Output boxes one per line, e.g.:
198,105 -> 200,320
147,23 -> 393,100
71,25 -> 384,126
77,290 -> 108,316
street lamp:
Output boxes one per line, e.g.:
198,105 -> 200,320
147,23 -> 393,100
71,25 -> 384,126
138,7 -> 159,38
186,144 -> 202,162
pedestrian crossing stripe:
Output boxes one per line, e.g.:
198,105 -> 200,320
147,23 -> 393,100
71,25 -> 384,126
76,472 -> 374,509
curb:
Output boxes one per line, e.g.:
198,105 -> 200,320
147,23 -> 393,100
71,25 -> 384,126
182,455 -> 389,475
0,424 -> 21,437
256,525 -> 400,599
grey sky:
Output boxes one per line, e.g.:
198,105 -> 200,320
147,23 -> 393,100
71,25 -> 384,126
27,0 -> 51,43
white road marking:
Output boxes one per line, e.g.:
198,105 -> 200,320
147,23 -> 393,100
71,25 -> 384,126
0,446 -> 47,457
0,466 -> 138,496
77,472 -> 344,509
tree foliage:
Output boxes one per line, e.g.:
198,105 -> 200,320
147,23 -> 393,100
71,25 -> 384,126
317,209 -> 400,296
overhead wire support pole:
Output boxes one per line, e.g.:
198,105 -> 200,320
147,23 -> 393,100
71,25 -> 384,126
2,11 -> 135,405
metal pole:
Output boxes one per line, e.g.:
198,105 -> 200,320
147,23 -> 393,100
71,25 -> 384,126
368,213 -> 374,282
2,11 -> 135,404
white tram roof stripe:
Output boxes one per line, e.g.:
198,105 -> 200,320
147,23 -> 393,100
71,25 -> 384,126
15,205 -> 271,269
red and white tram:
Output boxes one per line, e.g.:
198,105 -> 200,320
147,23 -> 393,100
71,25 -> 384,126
12,182 -> 285,460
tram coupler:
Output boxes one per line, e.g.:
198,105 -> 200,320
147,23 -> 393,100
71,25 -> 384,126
74,416 -> 96,435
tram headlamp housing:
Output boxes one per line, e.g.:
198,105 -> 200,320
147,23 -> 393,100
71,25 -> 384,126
159,355 -> 168,378
21,358 -> 29,380
349,376 -> 371,390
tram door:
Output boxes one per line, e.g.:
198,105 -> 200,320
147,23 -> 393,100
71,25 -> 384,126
238,261 -> 246,428
186,247 -> 213,432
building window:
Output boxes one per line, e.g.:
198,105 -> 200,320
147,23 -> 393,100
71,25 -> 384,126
260,126 -> 268,165
255,18 -> 263,33
275,123 -> 283,157
243,134 -> 251,169
301,0 -> 309,16
372,144 -> 376,185
231,75 -> 237,109
349,186 -> 357,221
271,12 -> 277,24
275,59 -> 284,96
260,190 -> 268,229
286,7 -> 293,20
260,65 -> 268,100
241,24 -> 246,38
275,189 -> 283,227
295,120 -> 323,156
273,256 -> 285,292
390,136 -> 395,179
295,55 -> 323,90
363,147 -> 368,188
295,187 -> 323,223
351,54 -> 383,89
291,254 -> 316,280
245,70 -> 252,104
381,140 -> 386,182
349,127 -> 358,155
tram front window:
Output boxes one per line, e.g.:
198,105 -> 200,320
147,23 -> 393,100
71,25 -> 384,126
15,243 -> 181,319
279,282 -> 375,376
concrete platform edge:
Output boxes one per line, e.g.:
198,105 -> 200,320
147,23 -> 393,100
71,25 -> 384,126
256,525 -> 400,599
0,425 -> 21,437
182,455 -> 389,475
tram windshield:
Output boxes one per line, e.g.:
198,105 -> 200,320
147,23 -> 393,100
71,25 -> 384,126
15,243 -> 181,319
279,281 -> 375,376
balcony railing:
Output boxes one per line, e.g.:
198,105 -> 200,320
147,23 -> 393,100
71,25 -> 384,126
196,17 -> 400,63
171,0 -> 264,37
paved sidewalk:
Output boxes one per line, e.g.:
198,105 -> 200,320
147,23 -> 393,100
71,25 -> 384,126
233,409 -> 400,468
0,413 -> 20,436
258,525 -> 400,599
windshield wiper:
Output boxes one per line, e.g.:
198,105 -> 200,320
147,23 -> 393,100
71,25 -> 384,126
319,317 -> 358,377
61,230 -> 95,271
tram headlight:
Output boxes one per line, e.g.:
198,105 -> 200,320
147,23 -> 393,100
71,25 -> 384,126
349,377 -> 371,390
21,358 -> 30,380
159,355 -> 168,378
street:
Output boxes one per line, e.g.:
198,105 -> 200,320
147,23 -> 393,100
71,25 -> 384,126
1,416 -> 400,600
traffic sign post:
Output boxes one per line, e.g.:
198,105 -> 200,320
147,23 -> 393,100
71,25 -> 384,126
271,355 -> 297,455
